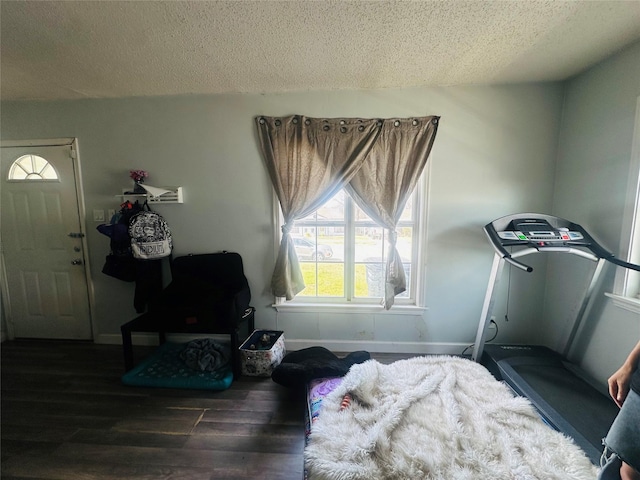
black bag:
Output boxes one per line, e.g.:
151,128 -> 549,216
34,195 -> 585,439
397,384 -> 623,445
102,254 -> 136,282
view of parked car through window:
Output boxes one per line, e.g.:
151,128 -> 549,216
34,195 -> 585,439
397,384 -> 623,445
282,188 -> 418,301
292,236 -> 333,261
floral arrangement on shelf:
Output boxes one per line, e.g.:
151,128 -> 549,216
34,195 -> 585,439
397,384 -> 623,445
129,169 -> 148,183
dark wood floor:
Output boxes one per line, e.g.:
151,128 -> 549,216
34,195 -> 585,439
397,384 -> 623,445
1,340 -> 309,480
1,340 -> 417,480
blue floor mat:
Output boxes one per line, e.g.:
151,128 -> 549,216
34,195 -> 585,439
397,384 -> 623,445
121,341 -> 233,390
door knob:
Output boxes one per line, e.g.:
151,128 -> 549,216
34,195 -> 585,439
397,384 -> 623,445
71,259 -> 83,265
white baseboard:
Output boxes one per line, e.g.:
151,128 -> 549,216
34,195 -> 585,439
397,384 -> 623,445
95,333 -> 468,356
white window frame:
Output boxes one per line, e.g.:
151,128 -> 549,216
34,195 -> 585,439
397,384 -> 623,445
7,154 -> 60,181
608,96 -> 640,314
272,169 -> 430,314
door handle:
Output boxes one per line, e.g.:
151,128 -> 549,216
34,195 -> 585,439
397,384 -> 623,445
68,232 -> 85,238
71,259 -> 83,265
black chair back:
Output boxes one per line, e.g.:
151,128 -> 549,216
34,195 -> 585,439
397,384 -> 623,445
170,252 -> 249,292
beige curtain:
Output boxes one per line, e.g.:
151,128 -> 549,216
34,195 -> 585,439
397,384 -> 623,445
346,116 -> 440,309
255,115 -> 383,299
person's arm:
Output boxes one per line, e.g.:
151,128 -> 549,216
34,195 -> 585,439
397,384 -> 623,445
608,340 -> 640,408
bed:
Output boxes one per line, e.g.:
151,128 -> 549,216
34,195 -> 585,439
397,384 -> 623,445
304,355 -> 598,480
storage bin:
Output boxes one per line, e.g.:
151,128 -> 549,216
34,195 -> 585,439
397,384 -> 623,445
239,330 -> 286,376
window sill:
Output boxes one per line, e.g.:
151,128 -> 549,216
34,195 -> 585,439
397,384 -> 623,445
605,293 -> 640,314
272,302 -> 427,315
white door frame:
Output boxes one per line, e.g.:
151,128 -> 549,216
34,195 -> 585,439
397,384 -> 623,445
0,137 -> 97,341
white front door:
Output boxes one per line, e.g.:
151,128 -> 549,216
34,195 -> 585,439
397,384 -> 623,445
1,143 -> 92,339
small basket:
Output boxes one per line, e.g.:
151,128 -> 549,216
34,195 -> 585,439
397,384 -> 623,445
239,330 -> 286,376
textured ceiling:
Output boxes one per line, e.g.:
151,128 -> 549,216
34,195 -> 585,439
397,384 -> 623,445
2,1 -> 640,101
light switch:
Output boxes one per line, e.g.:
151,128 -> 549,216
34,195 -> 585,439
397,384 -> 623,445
93,209 -> 105,222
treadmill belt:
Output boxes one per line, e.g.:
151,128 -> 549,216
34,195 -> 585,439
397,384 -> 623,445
492,355 -> 620,464
510,363 -> 618,448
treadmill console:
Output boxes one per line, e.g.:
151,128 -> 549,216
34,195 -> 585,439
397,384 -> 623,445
497,218 -> 584,245
483,213 -> 640,274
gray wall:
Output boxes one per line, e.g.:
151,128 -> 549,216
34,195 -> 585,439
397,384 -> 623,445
1,83 -> 564,354
546,41 -> 640,385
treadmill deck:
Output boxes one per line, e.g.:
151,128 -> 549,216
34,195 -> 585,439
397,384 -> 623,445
481,344 -> 618,464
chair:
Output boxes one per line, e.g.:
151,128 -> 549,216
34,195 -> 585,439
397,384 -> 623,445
121,252 -> 255,378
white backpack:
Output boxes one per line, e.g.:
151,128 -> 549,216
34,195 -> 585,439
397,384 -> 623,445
128,210 -> 173,260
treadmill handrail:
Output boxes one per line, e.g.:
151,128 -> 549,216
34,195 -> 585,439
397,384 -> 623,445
509,246 -> 599,262
505,257 -> 533,272
484,224 -> 533,272
536,247 -> 599,262
608,256 -> 640,272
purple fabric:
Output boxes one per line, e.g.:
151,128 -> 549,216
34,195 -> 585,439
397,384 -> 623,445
309,377 -> 343,398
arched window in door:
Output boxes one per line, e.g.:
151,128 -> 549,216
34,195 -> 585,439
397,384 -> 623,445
7,154 -> 59,181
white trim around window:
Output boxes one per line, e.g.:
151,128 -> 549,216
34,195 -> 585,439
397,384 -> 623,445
609,96 -> 640,314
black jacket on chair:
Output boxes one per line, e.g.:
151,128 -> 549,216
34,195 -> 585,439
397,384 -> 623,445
121,252 -> 255,378
149,252 -> 252,331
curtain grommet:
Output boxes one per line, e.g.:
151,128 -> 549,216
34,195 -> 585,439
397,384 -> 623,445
340,126 -> 347,133
412,119 -> 419,126
394,120 -> 401,127
323,125 -> 330,131
305,119 -> 311,125
432,117 -> 439,125
358,125 -> 365,132
292,117 -> 299,124
259,117 -> 266,125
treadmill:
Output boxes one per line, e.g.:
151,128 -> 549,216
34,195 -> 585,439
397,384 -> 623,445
471,213 -> 640,464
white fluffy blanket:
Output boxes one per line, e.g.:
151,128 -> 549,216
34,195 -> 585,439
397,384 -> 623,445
305,356 -> 598,480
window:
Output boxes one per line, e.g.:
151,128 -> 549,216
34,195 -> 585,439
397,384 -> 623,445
616,175 -> 640,303
281,186 -> 421,305
8,154 -> 59,181
610,97 -> 640,312
627,206 -> 640,300
257,114 -> 439,308
611,188 -> 640,312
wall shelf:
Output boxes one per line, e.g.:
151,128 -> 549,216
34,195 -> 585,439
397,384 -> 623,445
116,186 -> 184,204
